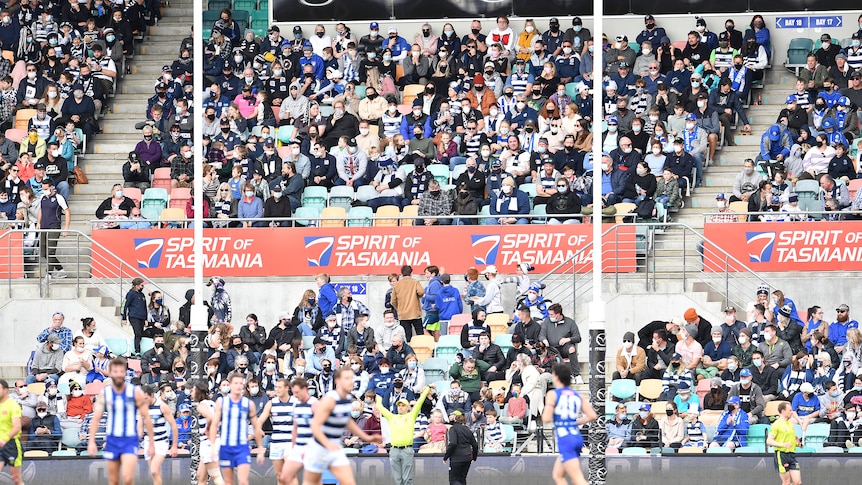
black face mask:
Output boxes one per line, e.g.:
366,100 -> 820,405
422,30 -> 430,38
206,114 -> 216,121
734,62 -> 743,69
471,28 -> 480,35
346,296 -> 353,303
414,132 -> 423,139
221,127 -> 230,133
309,132 -> 318,138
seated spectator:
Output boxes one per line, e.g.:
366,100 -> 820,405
64,381 -> 93,424
419,409 -> 448,452
710,396 -> 749,450
614,331 -> 646,383
27,401 -> 61,452
719,355 -> 742,384
122,151 -> 150,190
778,351 -> 812,400
729,369 -> 766,424
703,377 -> 728,411
661,352 -> 693,401
699,328 -> 733,380
607,402 -> 631,450
416,179 -> 452,226
499,383 -> 527,425
791,382 -> 820,432
60,336 -> 92,389
365,154 -> 404,209
660,402 -> 686,448
441,380 -> 472,418
628,403 -> 660,448
95,183 -> 135,221
27,334 -> 64,384
487,176 -> 529,224
819,380 -> 845,423
758,323 -> 793,373
673,382 -> 701,416
547,176 -> 582,224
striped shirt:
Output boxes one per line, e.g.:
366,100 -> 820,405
198,400 -> 215,445
485,421 -> 503,445
269,397 -> 294,444
105,384 -> 137,438
292,396 -> 318,446
508,73 -> 531,96
149,401 -> 169,442
381,113 -> 403,138
219,395 -> 250,447
319,390 -> 352,444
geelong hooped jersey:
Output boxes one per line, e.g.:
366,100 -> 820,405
553,387 -> 583,438
149,401 -> 169,442
198,399 -> 215,445
104,384 -> 138,438
292,396 -> 318,447
318,390 -> 352,444
269,397 -> 293,444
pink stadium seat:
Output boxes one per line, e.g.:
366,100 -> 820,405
151,168 -> 172,191
169,187 -> 191,210
123,187 -> 142,207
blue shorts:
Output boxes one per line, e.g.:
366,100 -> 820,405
557,432 -> 584,463
103,436 -> 139,461
219,444 -> 251,469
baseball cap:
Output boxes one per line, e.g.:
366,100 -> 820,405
293,25 -> 302,34
618,61 -> 629,69
800,382 -> 815,394
645,14 -> 655,21
685,113 -> 697,121
369,22 -> 379,29
786,95 -> 798,104
482,265 -> 498,275
549,17 -> 559,26
607,115 -> 619,125
820,33 -> 831,41
836,53 -> 847,61
671,352 -> 682,360
388,27 -> 397,34
678,382 -> 691,392
639,403 -> 651,411
572,17 -> 583,26
789,194 -> 799,202
740,368 -> 752,377
715,193 -> 726,200
719,31 -> 730,42
838,303 -> 850,312
396,398 -> 410,406
727,396 -> 741,406
724,306 -> 736,313
770,195 -> 781,204
34,162 -> 46,170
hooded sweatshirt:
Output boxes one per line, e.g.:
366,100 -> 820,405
422,275 -> 443,313
436,285 -> 464,321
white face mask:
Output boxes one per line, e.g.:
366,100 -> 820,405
220,386 -> 230,394
716,201 -> 725,209
697,101 -> 706,108
686,122 -> 695,130
652,147 -> 661,155
691,81 -> 701,88
266,363 -> 276,372
48,91 -> 58,99
738,336 -> 748,344
359,128 -> 369,136
642,48 -> 651,56
351,364 -> 360,372
245,191 -> 255,198
601,164 -> 610,172
27,71 -> 37,80
502,185 -> 513,194
295,366 -> 305,375
37,411 -> 48,418
525,26 -> 534,33
481,149 -> 491,158
674,145 -> 684,153
624,342 -> 633,350
608,125 -> 617,133
563,47 -> 572,55
72,390 -> 84,397
248,387 -> 259,395
655,129 -> 664,137
51,149 -> 61,157
636,167 -> 647,176
516,102 -> 526,110
388,105 -> 397,113
165,391 -> 176,400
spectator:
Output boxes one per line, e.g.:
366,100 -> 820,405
123,151 -> 151,190
540,303 -> 582,383
629,403 -> 660,448
121,277 -> 148,355
607,402 -> 631,450
758,323 -> 793,372
643,328 -> 674,380
729,369 -> 767,424
661,352 -> 693,400
36,312 -> 73,354
614,331 -> 646,383
27,334 -> 63,384
730,158 -> 764,202
440,380 -> 472,418
487,176 -> 529,224
37,178 -> 70,279
676,322 -> 704,372
700,328 -> 733,380
27,401 -> 60,452
60,336 -> 92,388
11,380 -> 39,424
710,396 -> 750,450
791,382 -> 820,432
416,179 -> 452,226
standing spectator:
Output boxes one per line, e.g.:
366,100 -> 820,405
540,303 -> 582,383
206,276 -> 232,324
121,277 -> 147,356
443,410 -> 479,485
36,177 -> 70,279
435,274 -> 463,337
315,273 -> 338,315
471,266 -> 504,315
390,265 -> 426,341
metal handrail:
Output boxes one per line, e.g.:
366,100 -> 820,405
702,209 -> 862,220
535,222 -> 775,317
0,228 -> 180,304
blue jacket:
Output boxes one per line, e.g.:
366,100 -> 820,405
759,132 -> 790,160
367,372 -> 395,397
436,285 -> 464,321
318,282 -> 337,315
714,409 -> 750,447
299,53 -> 326,80
122,288 -> 147,320
422,276 -> 442,313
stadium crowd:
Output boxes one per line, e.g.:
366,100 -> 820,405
610,286 -> 862,452
81,9 -> 862,229
14,264 -> 589,456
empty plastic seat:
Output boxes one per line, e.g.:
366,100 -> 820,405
169,187 -> 191,210
141,188 -> 169,220
302,186 -> 328,211
355,185 -> 378,203
151,168 -> 172,191
294,206 -> 320,227
320,206 -> 347,227
374,205 -> 400,226
347,206 -> 373,226
400,205 -> 417,226
610,379 -> 638,401
328,186 -> 355,210
123,187 -> 143,207
428,164 -> 450,185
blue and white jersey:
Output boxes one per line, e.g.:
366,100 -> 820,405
318,390 -> 352,445
148,400 -> 169,442
269,397 -> 294,445
198,399 -> 215,445
219,395 -> 250,447
552,387 -> 583,438
292,396 -> 318,447
104,384 -> 138,439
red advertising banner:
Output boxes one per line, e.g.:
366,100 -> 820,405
703,221 -> 862,272
0,231 -> 24,279
91,225 -> 637,278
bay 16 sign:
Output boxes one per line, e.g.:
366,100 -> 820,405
775,15 -> 843,29
91,225 -> 636,278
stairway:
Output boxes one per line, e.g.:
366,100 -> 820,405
650,67 -> 797,279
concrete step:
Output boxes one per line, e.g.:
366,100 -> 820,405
139,42 -> 187,56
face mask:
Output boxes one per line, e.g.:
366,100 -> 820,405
691,81 -> 701,88
608,125 -> 617,133
738,336 -> 748,345
444,29 -> 453,36
351,410 -> 361,418
714,200 -> 725,209
380,367 -> 389,374
243,190 -> 255,198
114,190 -> 124,199
752,359 -> 762,367
247,386 -> 259,396
636,167 -> 647,176
651,147 -> 661,156
438,51 -> 448,59
295,366 -> 305,375
557,185 -> 567,193
654,129 -> 664,137
516,102 -> 526,110
72,390 -> 84,397
697,100 -> 706,108
639,411 -> 649,419
265,363 -> 276,372
822,42 -> 830,50
502,185 -> 513,194
674,145 -> 684,153
74,92 -> 84,99
165,390 -> 176,400
413,109 -> 422,117
207,366 -> 216,374
48,389 -> 57,397
27,72 -> 37,80
642,48 -> 651,56
220,386 -> 230,394
831,391 -> 842,398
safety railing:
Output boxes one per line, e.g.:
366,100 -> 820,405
701,209 -> 862,222
535,222 -> 775,315
0,228 -> 180,304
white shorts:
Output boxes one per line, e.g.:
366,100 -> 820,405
200,440 -> 219,465
269,442 -> 292,461
143,438 -> 170,461
303,440 -> 348,474
287,443 -> 307,464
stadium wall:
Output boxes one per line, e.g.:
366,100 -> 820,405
271,10 -> 861,66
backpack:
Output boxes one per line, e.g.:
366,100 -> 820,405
636,197 -> 656,219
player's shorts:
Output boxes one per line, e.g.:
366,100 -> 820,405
143,438 -> 170,461
103,436 -> 139,461
556,431 -> 584,463
774,451 -> 801,473
303,440 -> 349,474
269,442 -> 292,461
219,444 -> 251,468
0,439 -> 22,467
200,440 -> 219,465
287,443 -> 307,464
